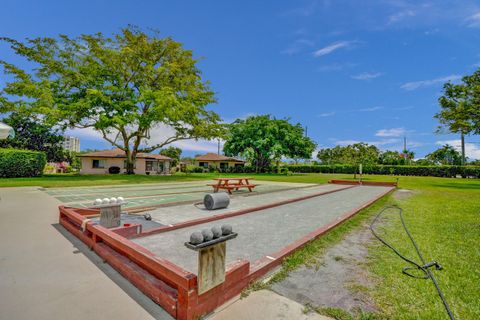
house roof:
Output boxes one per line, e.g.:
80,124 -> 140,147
195,153 -> 245,162
79,149 -> 171,160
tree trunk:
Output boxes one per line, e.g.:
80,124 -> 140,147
125,150 -> 136,174
461,132 -> 466,166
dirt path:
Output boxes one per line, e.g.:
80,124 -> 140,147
271,222 -> 378,314
271,189 -> 416,316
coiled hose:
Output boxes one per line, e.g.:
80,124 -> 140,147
370,205 -> 455,320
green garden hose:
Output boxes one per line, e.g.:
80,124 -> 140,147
370,205 -> 455,320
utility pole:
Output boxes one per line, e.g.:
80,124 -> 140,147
217,139 -> 220,155
461,132 -> 465,166
305,126 -> 308,137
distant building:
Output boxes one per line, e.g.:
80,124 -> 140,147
194,153 -> 245,170
78,149 -> 171,175
63,136 -> 80,152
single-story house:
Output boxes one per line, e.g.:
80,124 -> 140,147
79,149 -> 171,175
194,153 -> 245,170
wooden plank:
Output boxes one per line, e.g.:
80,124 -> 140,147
99,205 -> 121,228
197,242 -> 226,295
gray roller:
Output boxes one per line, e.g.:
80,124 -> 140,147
203,192 -> 230,210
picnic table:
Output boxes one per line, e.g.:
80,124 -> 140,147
207,177 -> 257,194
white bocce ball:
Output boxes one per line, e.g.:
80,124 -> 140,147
93,198 -> 102,206
117,196 -> 124,204
102,198 -> 110,204
109,197 -> 117,204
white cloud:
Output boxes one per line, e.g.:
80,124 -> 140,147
65,127 -> 103,140
281,38 -> 315,55
466,12 -> 480,27
65,125 -> 222,154
318,112 -> 335,117
351,72 -> 383,80
388,10 -> 416,24
436,139 -> 480,160
356,106 -> 383,112
375,127 -> 406,137
400,75 -> 461,90
313,41 -> 356,57
172,139 -> 221,153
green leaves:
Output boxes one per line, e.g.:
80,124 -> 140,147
436,71 -> 480,135
426,144 -> 462,165
0,114 -> 71,162
223,115 -> 316,170
317,143 -> 380,166
0,27 -> 221,173
0,148 -> 47,178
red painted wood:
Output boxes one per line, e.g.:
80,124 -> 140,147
329,179 -> 397,187
90,224 -> 196,290
58,185 -> 393,320
94,242 -> 178,318
111,223 -> 142,238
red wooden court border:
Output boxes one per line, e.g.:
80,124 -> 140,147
58,183 -> 394,319
329,179 -> 398,187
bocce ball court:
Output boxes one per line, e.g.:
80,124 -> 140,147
47,180 -> 308,209
58,180 -> 395,320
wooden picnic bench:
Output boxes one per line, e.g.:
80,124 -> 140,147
207,177 -> 257,194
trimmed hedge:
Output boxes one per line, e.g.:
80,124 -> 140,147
283,165 -> 480,178
0,148 -> 47,178
186,163 -> 480,177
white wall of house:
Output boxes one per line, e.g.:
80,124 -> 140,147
80,157 -> 170,175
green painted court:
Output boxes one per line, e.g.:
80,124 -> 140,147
42,180 -> 315,209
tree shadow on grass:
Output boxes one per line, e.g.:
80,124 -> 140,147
52,223 -> 174,320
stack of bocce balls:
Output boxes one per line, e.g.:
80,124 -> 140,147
189,224 -> 233,245
93,196 -> 125,206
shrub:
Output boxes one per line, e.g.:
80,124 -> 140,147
185,165 -> 204,173
0,148 -> 47,178
108,166 -> 121,174
283,164 -> 480,178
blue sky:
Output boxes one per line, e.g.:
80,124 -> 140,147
1,0 -> 480,159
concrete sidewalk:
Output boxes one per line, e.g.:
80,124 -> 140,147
0,186 -> 335,320
0,187 -> 170,320
209,290 -> 331,320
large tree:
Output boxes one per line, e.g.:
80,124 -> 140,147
223,115 -> 316,171
317,143 -> 380,165
159,146 -> 182,166
0,113 -> 70,162
317,143 -> 380,178
426,144 -> 462,165
436,72 -> 480,165
0,26 -> 222,174
378,150 -> 403,165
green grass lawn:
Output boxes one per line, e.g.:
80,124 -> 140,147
0,171 -> 395,188
2,172 -> 478,319
243,174 -> 477,320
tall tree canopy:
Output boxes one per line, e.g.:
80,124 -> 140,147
378,150 -> 403,165
0,114 -> 71,162
223,115 -> 316,171
436,71 -> 480,165
317,143 -> 380,165
426,144 -> 462,165
0,26 -> 222,173
159,146 -> 182,166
